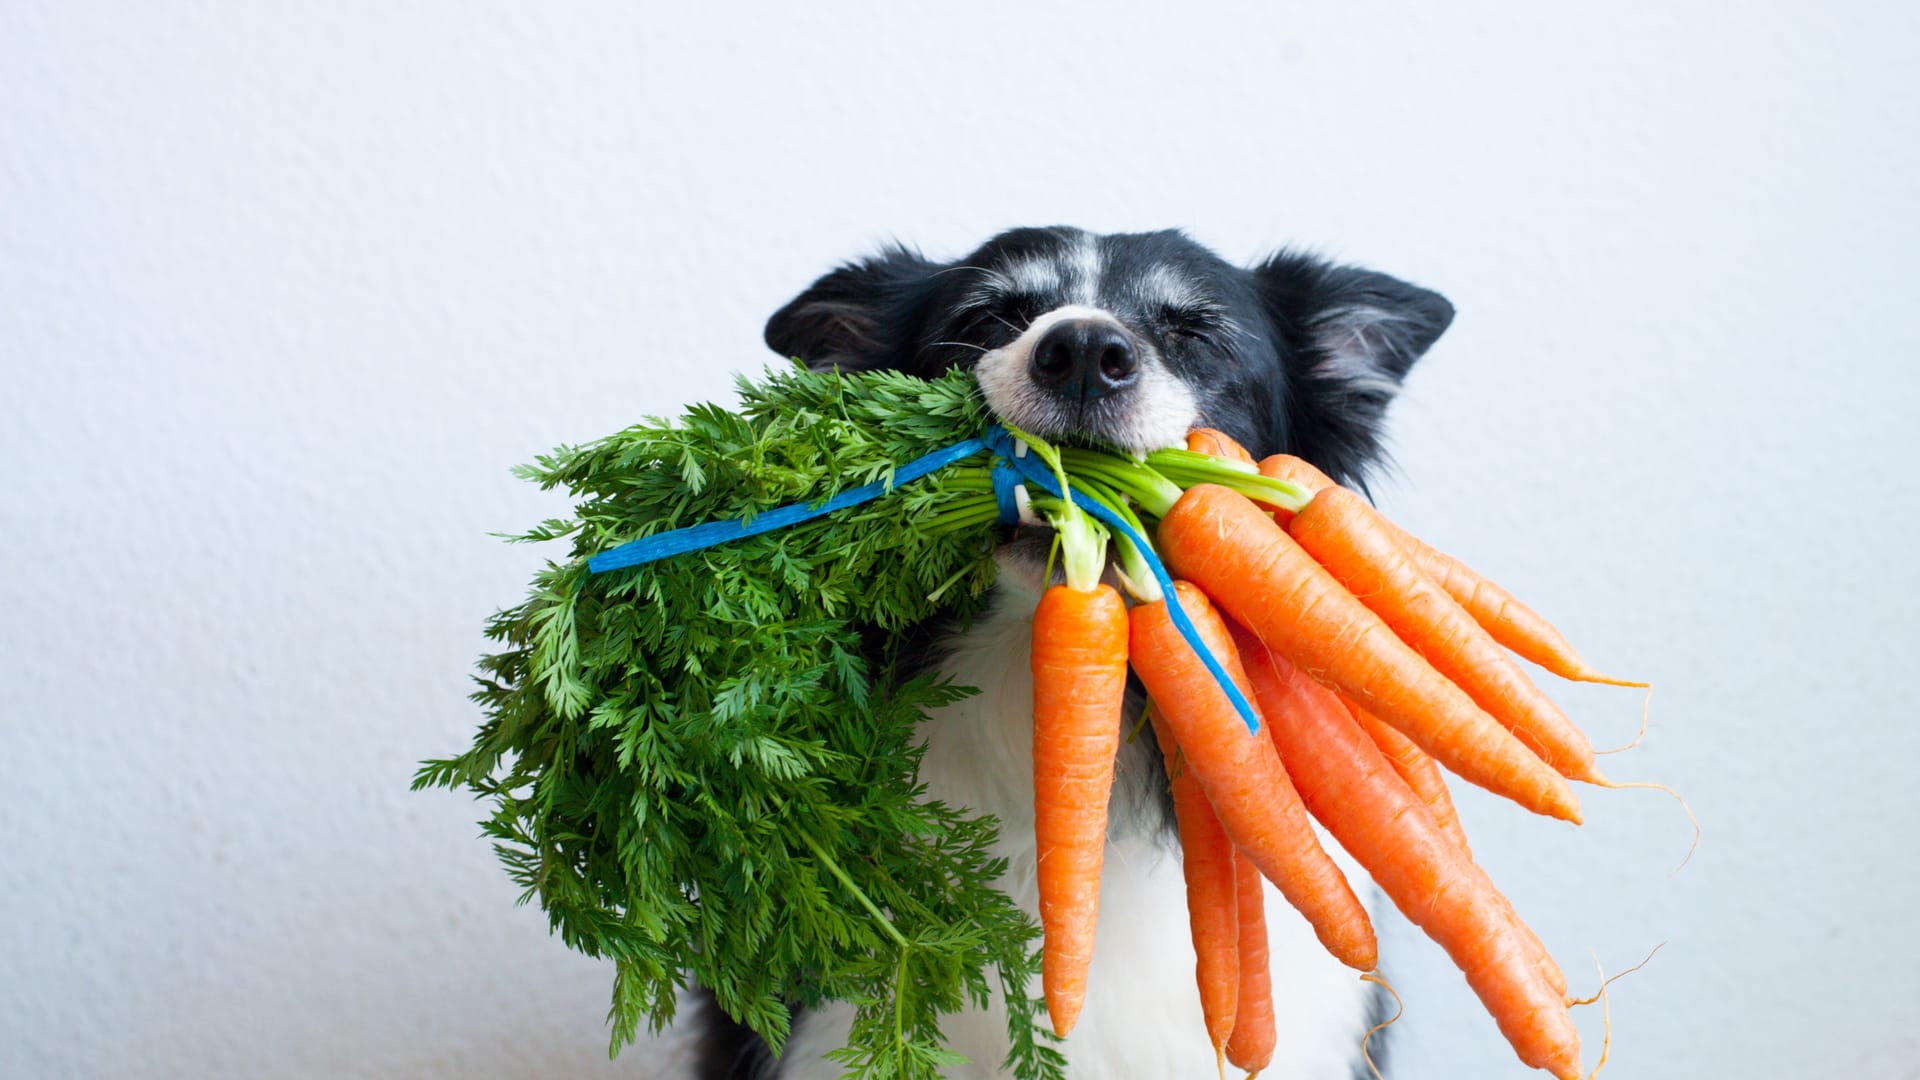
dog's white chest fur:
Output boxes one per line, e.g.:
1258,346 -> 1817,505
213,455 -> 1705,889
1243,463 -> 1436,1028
775,574 -> 1378,1079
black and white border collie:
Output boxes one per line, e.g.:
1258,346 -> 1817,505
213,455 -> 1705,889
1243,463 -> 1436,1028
694,226 -> 1454,1079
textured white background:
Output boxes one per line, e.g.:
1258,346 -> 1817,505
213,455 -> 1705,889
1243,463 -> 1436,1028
5,2 -> 1918,1077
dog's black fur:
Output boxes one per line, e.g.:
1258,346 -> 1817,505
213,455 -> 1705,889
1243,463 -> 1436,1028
694,226 -> 1452,1079
762,226 -> 1451,489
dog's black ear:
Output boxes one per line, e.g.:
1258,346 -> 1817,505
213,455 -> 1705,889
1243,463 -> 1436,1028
764,245 -> 939,371
1252,251 -> 1455,492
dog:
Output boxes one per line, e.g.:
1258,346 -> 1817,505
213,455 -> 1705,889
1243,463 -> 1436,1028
692,226 -> 1454,1079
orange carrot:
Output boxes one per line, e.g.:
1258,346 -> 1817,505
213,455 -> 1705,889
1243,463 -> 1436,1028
1259,453 -> 1643,688
1256,452 -> 1337,492
1396,538 -> 1646,688
1317,665 -> 1568,998
1352,706 -> 1569,1002
1030,583 -> 1131,1037
1248,461 -> 1577,995
1129,581 -> 1377,971
1158,484 -> 1581,823
1346,699 -> 1472,855
1185,427 -> 1257,465
1287,484 -> 1602,783
1233,625 -> 1582,1079
1253,453 -> 1334,528
1493,893 -> 1569,1000
1225,853 -> 1275,1074
1149,710 -> 1240,1066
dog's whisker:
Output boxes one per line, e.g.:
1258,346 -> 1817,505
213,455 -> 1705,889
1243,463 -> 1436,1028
988,311 -> 1025,335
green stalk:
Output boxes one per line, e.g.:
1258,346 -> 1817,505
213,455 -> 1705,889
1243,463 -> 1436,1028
1056,448 -> 1184,517
936,472 -> 995,492
1142,447 -> 1261,474
920,494 -> 1001,533
1143,449 -> 1313,512
799,832 -> 909,950
1001,424 -> 1108,592
924,561 -> 980,605
1069,477 -> 1162,603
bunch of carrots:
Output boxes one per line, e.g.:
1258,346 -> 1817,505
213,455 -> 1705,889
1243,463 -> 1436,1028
1025,428 -> 1662,1080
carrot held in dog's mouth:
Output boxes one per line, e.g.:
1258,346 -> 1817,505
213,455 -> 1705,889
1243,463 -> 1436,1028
1025,436 -> 1130,1038
1256,451 -> 1647,689
1233,621 -> 1582,1079
1147,705 -> 1242,1071
1129,581 -> 1378,973
1157,483 -> 1584,823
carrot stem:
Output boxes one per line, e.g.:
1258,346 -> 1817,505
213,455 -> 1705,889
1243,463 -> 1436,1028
800,832 -> 908,949
1176,471 -> 1307,509
1146,451 -> 1315,513
1001,425 -> 1111,592
1071,477 -> 1162,603
919,494 -> 1001,533
1056,448 -> 1185,516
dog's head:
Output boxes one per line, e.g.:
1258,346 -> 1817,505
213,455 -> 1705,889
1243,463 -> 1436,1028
765,226 -> 1452,489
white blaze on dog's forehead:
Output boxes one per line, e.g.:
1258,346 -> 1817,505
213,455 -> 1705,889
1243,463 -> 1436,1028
1071,233 -> 1102,304
1002,256 -> 1063,297
1135,263 -> 1206,311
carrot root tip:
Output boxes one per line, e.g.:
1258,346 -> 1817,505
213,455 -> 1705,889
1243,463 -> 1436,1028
1357,972 -> 1404,1080
1574,668 -> 1651,684
1578,673 -> 1651,689
1594,685 -> 1656,756
1567,941 -> 1666,1008
1596,778 -> 1701,874
1578,950 -> 1623,1080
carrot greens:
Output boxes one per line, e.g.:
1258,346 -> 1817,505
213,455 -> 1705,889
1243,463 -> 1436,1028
415,364 -> 1066,1079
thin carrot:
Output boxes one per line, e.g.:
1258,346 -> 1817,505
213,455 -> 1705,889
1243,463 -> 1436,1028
1129,581 -> 1378,971
1340,699 -> 1566,998
1232,625 -> 1582,1079
1158,484 -> 1581,823
1148,710 -> 1240,1063
1030,582 -> 1131,1037
1347,699 -> 1472,855
1186,427 -> 1257,466
1287,484 -> 1603,783
1224,853 -> 1275,1075
1509,901 -> 1568,1000
1399,539 -> 1646,688
1258,454 -> 1643,688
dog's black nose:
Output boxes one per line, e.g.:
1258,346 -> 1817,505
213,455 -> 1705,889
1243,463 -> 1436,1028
1029,319 -> 1138,401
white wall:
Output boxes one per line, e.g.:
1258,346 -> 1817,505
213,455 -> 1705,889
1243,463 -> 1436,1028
5,2 -> 1917,1077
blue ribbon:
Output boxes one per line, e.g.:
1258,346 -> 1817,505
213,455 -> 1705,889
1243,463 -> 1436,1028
989,455 -> 1023,526
980,427 -> 1263,734
584,423 -> 1261,733
586,436 -> 990,573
